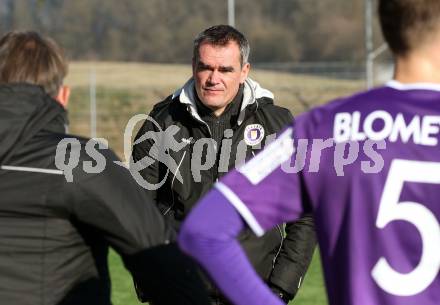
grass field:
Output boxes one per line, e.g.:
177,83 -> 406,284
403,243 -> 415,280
67,61 -> 356,305
109,249 -> 328,305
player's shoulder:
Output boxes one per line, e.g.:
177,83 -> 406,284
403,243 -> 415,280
151,94 -> 174,111
258,100 -> 293,124
147,94 -> 175,119
296,86 -> 390,136
313,86 -> 388,115
261,101 -> 292,116
144,94 -> 188,128
54,133 -> 119,164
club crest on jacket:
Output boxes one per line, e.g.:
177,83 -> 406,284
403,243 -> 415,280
244,124 -> 265,146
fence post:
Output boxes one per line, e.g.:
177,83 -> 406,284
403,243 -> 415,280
365,0 -> 374,89
90,67 -> 97,139
228,0 -> 235,27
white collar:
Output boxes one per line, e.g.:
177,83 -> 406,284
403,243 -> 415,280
172,77 -> 274,125
386,80 -> 440,92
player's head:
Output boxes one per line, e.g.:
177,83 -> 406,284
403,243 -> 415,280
0,31 -> 69,106
379,0 -> 440,56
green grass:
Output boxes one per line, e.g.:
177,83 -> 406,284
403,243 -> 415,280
289,250 -> 328,305
109,250 -> 140,304
109,248 -> 328,305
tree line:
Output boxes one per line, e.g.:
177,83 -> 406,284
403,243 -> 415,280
0,0 -> 380,64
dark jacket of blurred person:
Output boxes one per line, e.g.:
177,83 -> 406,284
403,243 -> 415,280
132,25 -> 317,304
0,31 -> 210,305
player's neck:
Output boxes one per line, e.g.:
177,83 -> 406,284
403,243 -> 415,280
394,47 -> 440,84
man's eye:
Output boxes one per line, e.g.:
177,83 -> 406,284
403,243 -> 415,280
198,65 -> 210,71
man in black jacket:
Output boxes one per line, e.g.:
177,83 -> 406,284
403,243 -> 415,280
0,31 -> 210,305
132,25 -> 317,304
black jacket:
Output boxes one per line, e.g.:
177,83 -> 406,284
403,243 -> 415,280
0,84 -> 210,305
132,78 -> 317,299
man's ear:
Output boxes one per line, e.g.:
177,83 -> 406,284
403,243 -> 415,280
56,85 -> 70,108
240,63 -> 250,84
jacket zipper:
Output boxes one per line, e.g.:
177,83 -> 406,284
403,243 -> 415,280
163,151 -> 187,216
186,107 -> 217,184
272,224 -> 285,269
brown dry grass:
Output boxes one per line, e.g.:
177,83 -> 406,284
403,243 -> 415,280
66,61 -> 364,111
67,61 -> 362,89
66,61 -> 191,90
66,61 -> 364,156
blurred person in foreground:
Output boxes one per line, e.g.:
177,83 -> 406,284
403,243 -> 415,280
178,1 -> 440,305
132,24 -> 316,304
0,31 -> 209,305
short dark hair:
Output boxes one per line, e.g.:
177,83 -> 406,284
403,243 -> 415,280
0,31 -> 68,97
379,0 -> 440,56
193,25 -> 250,66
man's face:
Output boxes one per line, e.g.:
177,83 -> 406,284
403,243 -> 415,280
193,41 -> 250,116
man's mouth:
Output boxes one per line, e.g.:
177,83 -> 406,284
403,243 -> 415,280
203,88 -> 223,94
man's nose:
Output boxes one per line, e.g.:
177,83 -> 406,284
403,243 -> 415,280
207,70 -> 221,84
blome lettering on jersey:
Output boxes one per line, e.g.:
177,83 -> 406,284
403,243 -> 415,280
54,113 -> 391,188
334,110 -> 440,145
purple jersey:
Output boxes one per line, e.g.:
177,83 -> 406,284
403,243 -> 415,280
216,81 -> 440,305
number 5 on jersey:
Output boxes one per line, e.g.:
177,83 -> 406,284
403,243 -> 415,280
372,159 -> 440,296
